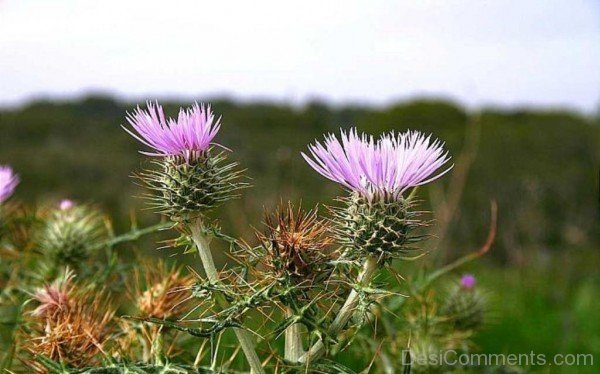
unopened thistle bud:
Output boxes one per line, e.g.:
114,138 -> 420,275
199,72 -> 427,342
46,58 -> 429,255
0,165 -> 19,204
37,204 -> 106,270
124,102 -> 246,221
255,203 -> 333,284
442,276 -> 485,331
408,337 -> 444,373
303,129 -> 452,261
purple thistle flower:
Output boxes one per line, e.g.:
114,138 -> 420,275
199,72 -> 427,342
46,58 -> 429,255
59,199 -> 75,210
460,274 -> 476,289
124,101 -> 221,161
0,165 -> 19,204
302,128 -> 452,200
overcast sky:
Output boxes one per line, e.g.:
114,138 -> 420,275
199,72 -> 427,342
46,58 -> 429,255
0,0 -> 598,111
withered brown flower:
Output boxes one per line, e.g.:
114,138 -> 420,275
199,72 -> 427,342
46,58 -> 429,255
256,202 -> 333,282
132,260 -> 195,320
118,261 -> 195,362
22,270 -> 114,372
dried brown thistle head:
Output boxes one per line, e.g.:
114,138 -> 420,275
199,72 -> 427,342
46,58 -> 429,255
22,269 -> 114,372
132,260 -> 195,320
115,261 -> 195,362
255,202 -> 333,283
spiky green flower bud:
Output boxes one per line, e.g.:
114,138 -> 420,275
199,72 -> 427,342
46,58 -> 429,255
441,282 -> 485,331
37,204 -> 106,271
331,192 -> 425,262
140,150 -> 246,221
408,337 -> 444,373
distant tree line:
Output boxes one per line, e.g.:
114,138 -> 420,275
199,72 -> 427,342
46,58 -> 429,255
0,96 -> 597,264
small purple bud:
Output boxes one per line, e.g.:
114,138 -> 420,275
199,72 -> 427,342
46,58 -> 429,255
460,274 -> 476,289
59,199 -> 74,210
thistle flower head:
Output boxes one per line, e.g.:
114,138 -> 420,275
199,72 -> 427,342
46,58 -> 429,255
409,337 -> 442,373
124,101 -> 221,162
0,165 -> 19,204
23,270 -> 114,371
255,203 -> 333,282
31,269 -> 74,318
302,129 -> 451,201
442,280 -> 486,331
37,204 -> 107,272
460,274 -> 476,289
132,261 -> 195,319
125,103 -> 246,220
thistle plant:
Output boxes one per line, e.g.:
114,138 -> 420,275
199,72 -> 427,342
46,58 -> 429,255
0,165 -> 20,247
124,101 -> 263,373
247,203 -> 337,362
0,195 -> 172,372
396,274 -> 487,372
118,260 -> 195,364
1,103 -> 496,373
299,128 -> 452,362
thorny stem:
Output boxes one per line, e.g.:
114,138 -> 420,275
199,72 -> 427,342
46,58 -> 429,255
152,327 -> 165,366
299,256 -> 379,364
190,219 -> 265,374
284,307 -> 304,362
90,221 -> 172,251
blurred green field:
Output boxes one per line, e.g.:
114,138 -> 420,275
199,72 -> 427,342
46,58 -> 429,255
0,96 -> 598,372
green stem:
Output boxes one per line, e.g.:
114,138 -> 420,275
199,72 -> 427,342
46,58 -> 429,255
284,307 -> 304,362
90,221 -> 172,251
190,219 -> 265,374
152,328 -> 165,366
298,256 -> 379,364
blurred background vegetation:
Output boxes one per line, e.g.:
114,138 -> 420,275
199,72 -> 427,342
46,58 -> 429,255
0,96 -> 598,370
